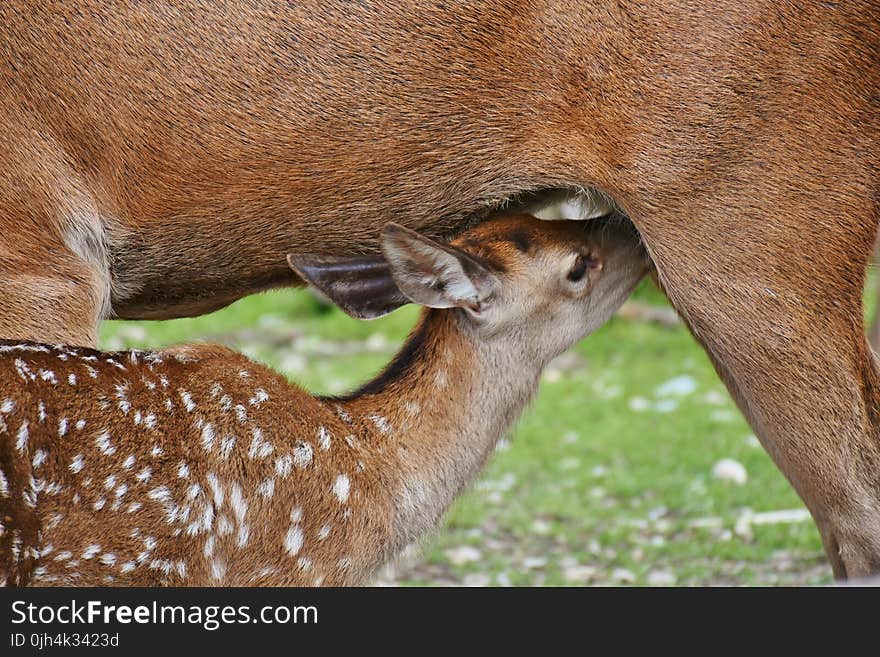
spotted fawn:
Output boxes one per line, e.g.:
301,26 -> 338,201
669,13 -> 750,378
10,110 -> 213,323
0,214 -> 647,586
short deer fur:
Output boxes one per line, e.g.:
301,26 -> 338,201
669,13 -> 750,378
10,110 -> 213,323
2,1 -> 879,580
0,215 -> 647,586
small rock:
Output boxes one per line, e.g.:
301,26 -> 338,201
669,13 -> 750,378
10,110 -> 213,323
702,390 -> 728,406
655,375 -> 698,397
118,325 -> 148,343
653,399 -> 679,413
647,506 -> 668,521
589,486 -> 606,499
486,491 -> 504,505
563,565 -> 597,583
591,465 -> 607,477
562,431 -> 580,444
462,573 -> 491,587
522,557 -> 547,570
712,458 -> 748,485
279,352 -> 307,374
531,519 -> 552,535
495,572 -> 512,587
444,546 -> 482,566
365,333 -> 388,351
542,369 -> 561,383
560,457 -> 581,471
647,570 -> 677,586
628,397 -> 650,411
611,568 -> 637,584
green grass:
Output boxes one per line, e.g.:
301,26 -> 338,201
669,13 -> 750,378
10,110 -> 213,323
99,279 -> 850,586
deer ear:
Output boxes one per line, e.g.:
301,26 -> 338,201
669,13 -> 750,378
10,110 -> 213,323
380,223 -> 499,312
287,253 -> 409,320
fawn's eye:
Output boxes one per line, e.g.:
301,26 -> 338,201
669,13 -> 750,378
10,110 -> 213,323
567,254 -> 592,282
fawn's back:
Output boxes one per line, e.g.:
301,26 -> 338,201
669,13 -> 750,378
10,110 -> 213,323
0,342 -> 394,586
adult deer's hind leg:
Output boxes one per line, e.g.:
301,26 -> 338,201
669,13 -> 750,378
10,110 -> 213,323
637,181 -> 880,579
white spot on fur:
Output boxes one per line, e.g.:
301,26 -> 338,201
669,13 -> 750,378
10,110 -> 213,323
69,454 -> 84,473
179,390 -> 196,412
318,426 -> 332,450
434,370 -> 447,389
75,419 -> 86,431
32,449 -> 47,469
318,524 -> 331,540
58,417 -> 68,437
248,428 -> 273,459
135,467 -> 152,483
178,462 -> 190,479
14,359 -> 34,381
275,455 -> 293,478
82,544 -> 101,559
335,405 -> 353,424
368,414 -> 391,434
284,526 -> 304,556
39,369 -> 57,384
95,431 -> 115,455
332,474 -> 350,503
68,373 -> 77,385
122,454 -> 136,470
201,423 -> 215,451
207,473 -> 224,507
249,389 -> 269,407
0,399 -> 13,413
230,483 -> 248,523
219,435 -> 236,459
15,421 -> 29,452
293,442 -> 313,469
256,479 -> 275,498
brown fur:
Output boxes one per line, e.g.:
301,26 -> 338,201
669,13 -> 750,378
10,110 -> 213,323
1,1 -> 878,578
0,216 -> 647,586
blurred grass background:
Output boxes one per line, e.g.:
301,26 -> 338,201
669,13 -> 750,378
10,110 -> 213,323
99,275 -> 879,586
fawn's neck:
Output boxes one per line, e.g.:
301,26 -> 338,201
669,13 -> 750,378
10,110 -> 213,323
334,309 -> 545,549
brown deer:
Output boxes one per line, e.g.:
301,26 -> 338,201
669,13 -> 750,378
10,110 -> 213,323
0,215 -> 648,586
0,2 -> 878,579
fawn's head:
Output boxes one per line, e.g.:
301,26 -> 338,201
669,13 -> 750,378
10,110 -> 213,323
289,214 -> 649,360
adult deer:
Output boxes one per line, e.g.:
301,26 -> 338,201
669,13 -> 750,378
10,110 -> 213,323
0,2 -> 878,578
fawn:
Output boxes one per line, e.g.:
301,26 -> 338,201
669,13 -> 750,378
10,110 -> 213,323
0,214 -> 647,586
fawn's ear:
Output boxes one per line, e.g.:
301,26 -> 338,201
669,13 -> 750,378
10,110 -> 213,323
287,253 -> 409,319
380,223 -> 499,312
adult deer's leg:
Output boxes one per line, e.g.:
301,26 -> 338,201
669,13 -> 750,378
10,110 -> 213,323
633,169 -> 880,578
0,213 -> 107,347
0,136 -> 109,347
